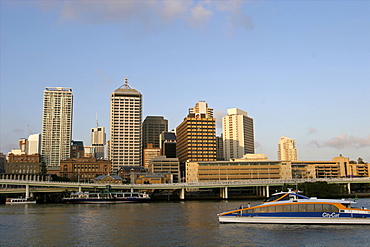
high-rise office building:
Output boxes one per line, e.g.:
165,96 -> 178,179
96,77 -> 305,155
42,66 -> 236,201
41,87 -> 73,168
71,140 -> 84,158
142,116 -> 168,149
159,131 -> 176,158
91,127 -> 106,159
176,101 -> 216,163
109,79 -> 142,172
222,108 -> 254,160
278,136 -> 298,161
216,135 -> 224,161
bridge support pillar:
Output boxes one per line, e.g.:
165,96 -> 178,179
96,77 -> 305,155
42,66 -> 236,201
25,185 -> 30,198
78,186 -> 82,192
266,185 -> 270,198
180,188 -> 185,200
347,183 -> 351,194
221,187 -> 228,199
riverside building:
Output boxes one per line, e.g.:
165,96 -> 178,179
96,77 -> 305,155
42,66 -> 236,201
142,116 -> 168,149
222,108 -> 254,161
176,101 -> 216,163
278,136 -> 298,161
41,87 -> 73,169
91,127 -> 106,159
109,79 -> 142,172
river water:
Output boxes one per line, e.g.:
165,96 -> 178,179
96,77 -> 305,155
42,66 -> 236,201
1,199 -> 370,246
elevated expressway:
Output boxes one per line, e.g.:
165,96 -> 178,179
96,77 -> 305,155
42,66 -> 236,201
1,178 -> 369,200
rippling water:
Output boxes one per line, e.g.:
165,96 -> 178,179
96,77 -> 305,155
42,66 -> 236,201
1,199 -> 370,246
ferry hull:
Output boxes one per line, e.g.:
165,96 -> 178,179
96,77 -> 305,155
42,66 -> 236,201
6,201 -> 36,205
219,216 -> 370,225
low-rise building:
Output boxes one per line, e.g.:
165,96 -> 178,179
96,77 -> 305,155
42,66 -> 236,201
134,173 -> 173,184
94,174 -> 123,184
59,157 -> 111,181
148,156 -> 180,182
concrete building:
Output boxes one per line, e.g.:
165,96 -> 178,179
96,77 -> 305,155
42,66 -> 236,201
142,116 -> 168,149
176,101 -> 216,163
278,136 -> 298,161
91,127 -> 106,159
41,87 -> 73,169
216,135 -> 224,161
148,155 -> 180,182
27,134 -> 41,155
159,131 -> 176,158
6,153 -> 43,175
71,140 -> 84,158
94,174 -> 123,184
109,78 -> 142,172
143,143 -> 161,169
59,157 -> 111,181
186,155 -> 368,183
222,108 -> 254,161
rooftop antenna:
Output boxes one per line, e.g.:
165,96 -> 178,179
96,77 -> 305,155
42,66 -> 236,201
96,112 -> 99,128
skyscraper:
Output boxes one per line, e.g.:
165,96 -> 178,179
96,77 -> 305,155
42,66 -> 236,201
27,134 -> 41,155
91,127 -> 106,159
278,136 -> 298,161
41,87 -> 73,168
222,108 -> 254,160
109,79 -> 142,172
142,116 -> 168,149
176,101 -> 216,163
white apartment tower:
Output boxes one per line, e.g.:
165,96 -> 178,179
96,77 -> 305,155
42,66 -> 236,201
91,127 -> 106,159
41,87 -> 73,168
278,136 -> 298,161
222,108 -> 254,160
109,79 -> 142,172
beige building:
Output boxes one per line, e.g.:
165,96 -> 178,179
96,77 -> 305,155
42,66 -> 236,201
6,153 -> 43,175
148,155 -> 180,182
278,136 -> 298,161
222,108 -> 254,160
186,155 -> 369,182
143,143 -> 161,169
176,101 -> 216,163
110,78 -> 142,172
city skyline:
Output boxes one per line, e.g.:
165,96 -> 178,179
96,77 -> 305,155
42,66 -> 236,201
1,1 -> 369,162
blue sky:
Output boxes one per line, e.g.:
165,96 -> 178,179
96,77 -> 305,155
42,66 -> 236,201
1,0 -> 369,162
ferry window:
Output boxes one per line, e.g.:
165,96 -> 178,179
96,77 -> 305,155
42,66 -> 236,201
275,205 -> 284,212
260,207 -> 268,213
254,207 -> 260,213
291,204 -> 299,212
298,204 -> 307,212
266,206 -> 275,213
282,205 -> 291,212
314,204 -> 323,212
307,204 -> 315,212
322,204 -> 332,212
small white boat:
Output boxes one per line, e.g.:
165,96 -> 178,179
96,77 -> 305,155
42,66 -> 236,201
6,197 -> 36,204
218,189 -> 370,224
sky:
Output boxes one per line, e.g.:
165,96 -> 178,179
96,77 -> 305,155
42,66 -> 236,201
1,0 -> 369,162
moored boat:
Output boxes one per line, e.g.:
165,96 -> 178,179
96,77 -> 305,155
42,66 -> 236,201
218,189 -> 370,224
6,197 -> 36,204
62,191 -> 151,204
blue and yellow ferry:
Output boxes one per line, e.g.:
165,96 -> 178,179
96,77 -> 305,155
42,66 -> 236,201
218,189 -> 370,224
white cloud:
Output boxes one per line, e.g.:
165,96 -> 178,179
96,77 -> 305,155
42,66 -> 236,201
188,3 -> 213,27
324,134 -> 370,149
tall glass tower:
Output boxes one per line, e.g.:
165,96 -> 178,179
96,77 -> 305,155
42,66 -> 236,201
109,79 -> 142,172
41,87 -> 73,168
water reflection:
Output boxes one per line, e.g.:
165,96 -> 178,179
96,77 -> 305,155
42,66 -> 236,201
1,199 -> 370,246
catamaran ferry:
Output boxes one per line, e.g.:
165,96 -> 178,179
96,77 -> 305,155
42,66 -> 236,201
218,189 -> 370,224
62,191 -> 151,204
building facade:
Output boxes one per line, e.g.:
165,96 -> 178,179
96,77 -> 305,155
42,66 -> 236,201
222,108 -> 254,161
91,127 -> 106,159
278,136 -> 298,161
6,153 -> 43,175
142,116 -> 168,149
41,87 -> 73,169
143,143 -> 161,169
70,140 -> 84,158
59,157 -> 111,181
148,155 -> 180,182
27,134 -> 41,155
176,101 -> 216,163
159,131 -> 176,158
109,79 -> 142,172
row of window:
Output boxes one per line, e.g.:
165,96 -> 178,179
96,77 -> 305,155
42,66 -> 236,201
246,204 -> 339,213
